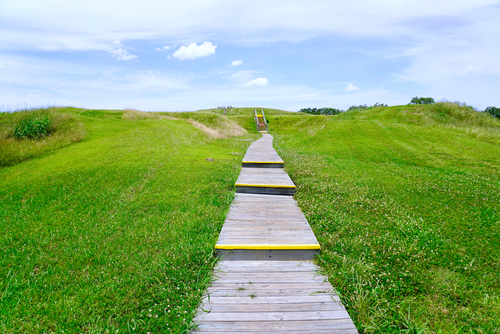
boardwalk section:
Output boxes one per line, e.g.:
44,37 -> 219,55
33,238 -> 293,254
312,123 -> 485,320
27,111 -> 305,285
242,134 -> 283,168
215,193 -> 320,260
196,261 -> 357,333
194,131 -> 357,333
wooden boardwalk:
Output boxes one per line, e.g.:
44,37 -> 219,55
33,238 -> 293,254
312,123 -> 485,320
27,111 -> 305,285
193,133 -> 357,333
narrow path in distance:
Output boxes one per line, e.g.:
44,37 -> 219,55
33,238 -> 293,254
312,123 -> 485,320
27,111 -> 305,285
193,134 -> 357,333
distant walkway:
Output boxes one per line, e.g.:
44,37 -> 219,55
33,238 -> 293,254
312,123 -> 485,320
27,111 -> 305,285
194,134 -> 357,333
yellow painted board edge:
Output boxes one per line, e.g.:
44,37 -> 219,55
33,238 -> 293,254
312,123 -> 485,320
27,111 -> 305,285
215,244 -> 320,250
235,183 -> 296,188
242,161 -> 284,164
256,114 -> 263,116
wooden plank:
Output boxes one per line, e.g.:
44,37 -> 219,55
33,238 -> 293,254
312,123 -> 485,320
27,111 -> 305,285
215,261 -> 317,269
216,249 -> 319,261
200,295 -> 341,304
194,320 -> 357,331
205,289 -> 335,297
197,302 -> 345,312
195,330 -> 357,334
196,310 -> 351,322
236,168 -> 295,187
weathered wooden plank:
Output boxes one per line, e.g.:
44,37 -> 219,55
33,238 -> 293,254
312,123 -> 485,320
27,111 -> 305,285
200,295 -> 341,304
216,249 -> 319,261
205,289 -> 334,297
194,320 -> 357,331
208,281 -> 330,288
196,310 -> 351,322
236,168 -> 295,187
215,261 -> 317,269
195,330 -> 357,334
197,302 -> 345,313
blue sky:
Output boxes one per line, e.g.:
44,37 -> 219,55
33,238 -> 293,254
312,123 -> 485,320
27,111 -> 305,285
1,0 -> 499,111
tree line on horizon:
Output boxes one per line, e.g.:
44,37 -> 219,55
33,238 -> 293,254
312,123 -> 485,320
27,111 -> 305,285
300,97 -> 500,118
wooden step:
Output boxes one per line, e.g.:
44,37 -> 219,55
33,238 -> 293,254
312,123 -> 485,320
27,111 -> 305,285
236,168 -> 295,195
215,194 -> 319,260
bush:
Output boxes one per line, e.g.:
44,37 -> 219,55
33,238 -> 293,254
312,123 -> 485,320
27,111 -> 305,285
485,106 -> 500,118
299,108 -> 342,115
13,114 -> 53,139
409,96 -> 434,105
0,107 -> 86,167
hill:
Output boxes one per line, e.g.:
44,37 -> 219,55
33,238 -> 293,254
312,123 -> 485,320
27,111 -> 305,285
269,103 -> 500,333
1,104 -> 499,333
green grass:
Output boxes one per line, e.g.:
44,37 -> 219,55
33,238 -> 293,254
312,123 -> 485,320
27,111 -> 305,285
0,107 -> 86,167
3,103 -> 498,333
270,103 -> 500,333
0,108 -> 258,333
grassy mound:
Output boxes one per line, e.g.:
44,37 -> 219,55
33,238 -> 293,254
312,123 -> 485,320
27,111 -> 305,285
0,107 -> 86,167
270,104 -> 500,333
0,108 -> 258,333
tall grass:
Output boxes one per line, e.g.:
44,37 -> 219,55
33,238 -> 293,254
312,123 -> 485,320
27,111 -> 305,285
0,107 -> 85,167
416,102 -> 500,144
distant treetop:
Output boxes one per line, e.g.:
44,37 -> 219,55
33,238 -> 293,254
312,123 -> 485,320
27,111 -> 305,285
409,97 -> 435,105
484,106 -> 500,118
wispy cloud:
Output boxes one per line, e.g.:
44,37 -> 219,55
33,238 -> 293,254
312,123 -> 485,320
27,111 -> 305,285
231,60 -> 243,66
156,45 -> 177,51
243,78 -> 269,87
171,42 -> 216,60
110,48 -> 138,61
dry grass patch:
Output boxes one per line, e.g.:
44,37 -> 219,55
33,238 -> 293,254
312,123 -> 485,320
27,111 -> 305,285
122,109 -> 176,120
187,117 -> 246,139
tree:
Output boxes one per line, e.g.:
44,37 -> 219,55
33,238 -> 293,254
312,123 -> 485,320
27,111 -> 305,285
409,96 -> 435,105
484,106 -> 500,118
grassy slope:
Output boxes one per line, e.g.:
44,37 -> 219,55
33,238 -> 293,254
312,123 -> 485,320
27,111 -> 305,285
0,108 -> 258,333
270,105 -> 500,333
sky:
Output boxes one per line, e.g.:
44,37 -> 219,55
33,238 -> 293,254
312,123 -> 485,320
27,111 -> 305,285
1,0 -> 499,112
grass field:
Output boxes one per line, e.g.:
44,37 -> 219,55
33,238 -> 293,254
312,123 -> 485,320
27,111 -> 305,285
2,104 -> 499,333
0,107 -> 258,333
270,104 -> 500,333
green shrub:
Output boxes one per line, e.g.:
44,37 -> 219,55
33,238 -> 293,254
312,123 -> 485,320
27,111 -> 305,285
13,114 -> 53,139
409,96 -> 434,105
0,107 -> 86,167
485,106 -> 500,118
300,108 -> 342,115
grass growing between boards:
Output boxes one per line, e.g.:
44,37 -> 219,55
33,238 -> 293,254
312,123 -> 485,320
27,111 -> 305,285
0,107 -> 86,167
0,108 -> 258,333
271,104 -> 500,333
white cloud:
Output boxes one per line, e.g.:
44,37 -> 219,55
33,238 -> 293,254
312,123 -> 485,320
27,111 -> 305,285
156,45 -> 176,51
244,78 -> 269,87
345,84 -> 359,92
172,42 -> 216,60
110,48 -> 138,61
231,60 -> 243,66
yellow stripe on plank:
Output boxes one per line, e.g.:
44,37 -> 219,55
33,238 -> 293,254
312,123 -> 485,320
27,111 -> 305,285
215,244 -> 320,250
235,183 -> 295,188
256,114 -> 263,116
